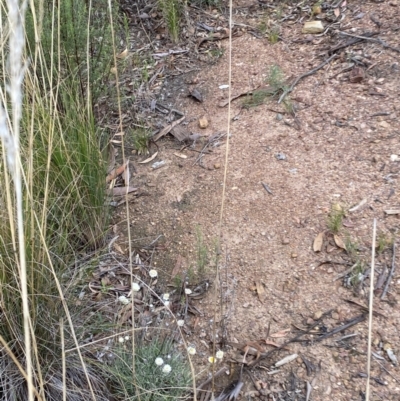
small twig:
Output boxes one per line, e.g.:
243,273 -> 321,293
366,218 -> 377,401
315,314 -> 366,342
261,182 -> 273,195
337,31 -> 400,54
381,242 -> 396,299
278,54 -> 338,103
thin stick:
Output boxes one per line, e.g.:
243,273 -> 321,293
381,242 -> 396,299
278,53 -> 338,103
337,31 -> 400,54
366,218 -> 377,401
60,319 -> 67,401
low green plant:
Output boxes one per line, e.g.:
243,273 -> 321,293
108,338 -> 192,400
132,128 -> 151,155
349,261 -> 365,288
159,0 -> 181,42
345,236 -> 359,260
242,89 -> 272,108
377,232 -> 393,253
267,64 -> 288,93
327,205 -> 345,234
268,26 -> 280,44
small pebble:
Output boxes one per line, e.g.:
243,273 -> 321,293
214,163 -> 221,169
282,238 -> 290,245
313,310 -> 323,320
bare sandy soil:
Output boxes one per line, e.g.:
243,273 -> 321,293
103,1 -> 400,400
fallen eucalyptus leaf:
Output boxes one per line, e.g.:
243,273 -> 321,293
313,232 -> 324,252
275,353 -> 298,367
334,234 -> 346,250
138,151 -> 158,164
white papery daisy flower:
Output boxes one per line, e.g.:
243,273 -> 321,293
132,283 -> 140,292
118,337 -> 124,343
216,350 -> 224,360
149,269 -> 158,278
124,336 -> 130,341
177,320 -> 184,327
155,357 -> 164,366
164,300 -> 170,307
184,288 -> 192,295
162,364 -> 172,374
163,293 -> 170,300
118,295 -> 130,305
208,356 -> 216,364
187,346 -> 196,355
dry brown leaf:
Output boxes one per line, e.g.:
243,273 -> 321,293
106,160 -> 129,183
174,153 -> 187,159
138,151 -> 158,164
313,232 -> 324,252
117,48 -> 129,59
270,328 -> 291,338
255,281 -> 265,302
109,186 -> 138,196
122,161 -> 130,185
334,234 -> 346,250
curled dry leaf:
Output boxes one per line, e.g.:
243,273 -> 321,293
313,232 -> 324,252
117,48 -> 129,59
106,160 -> 129,183
138,151 -> 158,164
334,234 -> 346,250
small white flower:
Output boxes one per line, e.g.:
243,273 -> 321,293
216,350 -> 224,360
187,346 -> 196,355
184,288 -> 192,295
124,336 -> 130,341
149,269 -> 158,278
118,337 -> 124,343
164,300 -> 170,307
163,293 -> 170,301
132,283 -> 140,292
155,357 -> 164,366
118,295 -> 130,305
208,356 -> 216,364
177,320 -> 185,327
162,364 -> 172,374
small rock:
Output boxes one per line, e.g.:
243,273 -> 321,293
306,317 -> 314,325
302,21 -> 324,34
379,121 -> 390,129
282,238 -> 290,245
243,302 -> 250,308
389,1 -> 398,6
276,113 -> 283,121
332,312 -> 340,320
199,116 -> 209,129
383,343 -> 392,351
390,154 -> 399,162
313,310 -> 323,320
327,137 -> 335,142
291,252 -> 297,258
214,163 -> 221,169
376,77 -> 385,84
